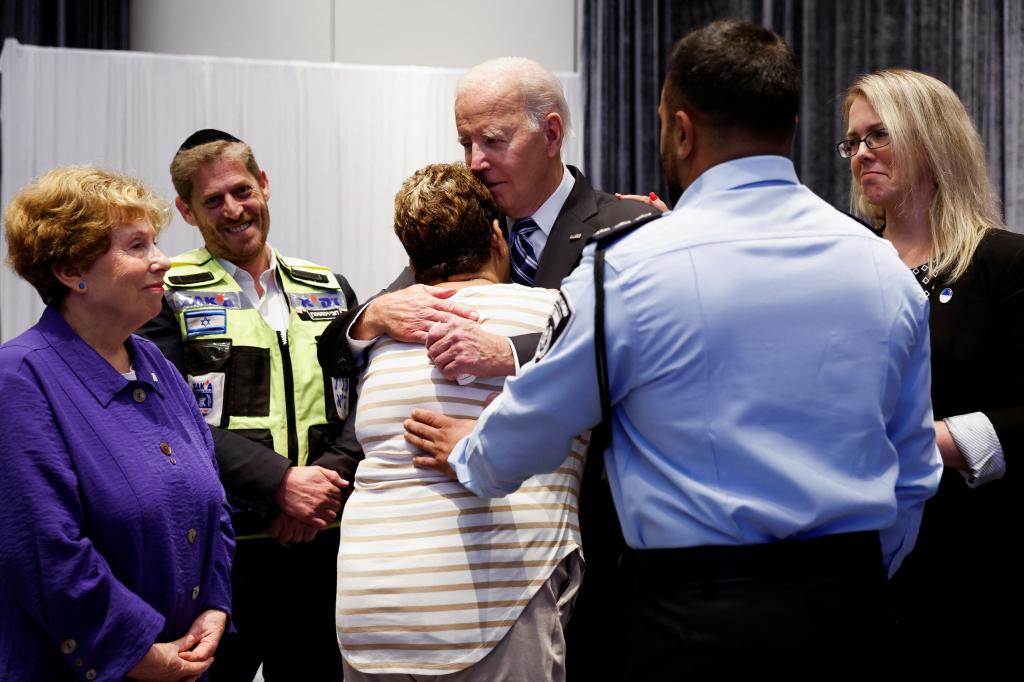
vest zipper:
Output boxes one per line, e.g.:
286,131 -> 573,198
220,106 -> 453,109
277,329 -> 300,464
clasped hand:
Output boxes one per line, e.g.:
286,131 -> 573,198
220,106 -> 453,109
270,465 -> 349,542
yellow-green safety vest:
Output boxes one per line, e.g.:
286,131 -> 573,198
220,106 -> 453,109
163,247 -> 349,467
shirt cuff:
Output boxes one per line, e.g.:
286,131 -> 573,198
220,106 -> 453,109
506,337 -> 520,376
945,412 -> 1006,488
346,307 -> 378,364
448,437 -> 482,497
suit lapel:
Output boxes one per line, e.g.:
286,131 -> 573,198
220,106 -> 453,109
533,166 -> 599,288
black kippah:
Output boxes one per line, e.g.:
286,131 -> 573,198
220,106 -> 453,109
178,128 -> 242,152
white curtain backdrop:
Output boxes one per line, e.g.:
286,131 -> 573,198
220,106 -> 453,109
0,40 -> 584,341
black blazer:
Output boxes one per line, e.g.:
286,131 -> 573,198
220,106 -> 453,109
893,227 -> 1024,647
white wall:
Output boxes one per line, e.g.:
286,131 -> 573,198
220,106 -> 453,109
131,0 -> 578,71
131,0 -> 335,62
119,0 -> 582,310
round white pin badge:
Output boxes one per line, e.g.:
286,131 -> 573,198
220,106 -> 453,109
939,287 -> 953,303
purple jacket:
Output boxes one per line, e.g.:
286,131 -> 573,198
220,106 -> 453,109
0,307 -> 234,681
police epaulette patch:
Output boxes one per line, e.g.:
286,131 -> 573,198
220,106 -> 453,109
589,211 -> 661,245
533,290 -> 572,363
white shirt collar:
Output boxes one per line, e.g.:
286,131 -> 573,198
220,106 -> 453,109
215,245 -> 290,332
216,245 -> 276,287
511,163 -> 575,238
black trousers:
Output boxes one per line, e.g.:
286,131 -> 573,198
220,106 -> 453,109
620,532 -> 897,680
210,527 -> 342,682
565,475 -> 627,681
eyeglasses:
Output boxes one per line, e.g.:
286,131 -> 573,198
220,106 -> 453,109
836,129 -> 890,159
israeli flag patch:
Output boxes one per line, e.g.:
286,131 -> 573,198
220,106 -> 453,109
184,309 -> 227,338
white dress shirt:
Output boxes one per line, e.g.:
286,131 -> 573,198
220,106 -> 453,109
216,247 -> 289,333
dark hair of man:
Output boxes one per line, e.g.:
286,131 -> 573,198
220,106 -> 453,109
665,18 -> 800,142
393,163 -> 500,285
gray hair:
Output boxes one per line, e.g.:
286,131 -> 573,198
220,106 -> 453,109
457,57 -> 571,134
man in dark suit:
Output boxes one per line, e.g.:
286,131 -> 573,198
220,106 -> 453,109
318,57 -> 651,680
322,57 -> 650,376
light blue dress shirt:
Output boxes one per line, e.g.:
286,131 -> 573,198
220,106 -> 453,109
449,155 -> 942,575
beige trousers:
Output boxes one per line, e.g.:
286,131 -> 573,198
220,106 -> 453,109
342,550 -> 584,682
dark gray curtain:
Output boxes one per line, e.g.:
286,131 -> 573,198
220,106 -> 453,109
1,0 -> 130,50
0,0 -> 129,240
583,0 -> 1024,230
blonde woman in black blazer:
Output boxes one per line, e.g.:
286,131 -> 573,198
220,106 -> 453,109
841,68 -> 1024,673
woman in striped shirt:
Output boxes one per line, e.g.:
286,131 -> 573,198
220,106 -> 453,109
337,163 -> 585,681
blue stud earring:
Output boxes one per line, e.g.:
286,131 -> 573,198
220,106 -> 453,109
78,282 -> 86,290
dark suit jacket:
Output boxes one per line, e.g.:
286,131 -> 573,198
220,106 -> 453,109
892,228 -> 1024,652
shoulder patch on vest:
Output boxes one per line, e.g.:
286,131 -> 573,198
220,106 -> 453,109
168,271 -> 216,286
277,253 -> 341,289
289,268 -> 330,284
589,211 -> 661,246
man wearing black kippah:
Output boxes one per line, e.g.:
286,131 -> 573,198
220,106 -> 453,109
139,129 -> 358,680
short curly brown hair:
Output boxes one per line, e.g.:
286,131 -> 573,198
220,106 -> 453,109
4,165 -> 171,304
393,163 -> 499,285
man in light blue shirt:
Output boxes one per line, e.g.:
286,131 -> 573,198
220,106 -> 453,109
406,18 -> 942,679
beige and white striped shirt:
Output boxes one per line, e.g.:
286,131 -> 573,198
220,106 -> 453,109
337,284 -> 585,675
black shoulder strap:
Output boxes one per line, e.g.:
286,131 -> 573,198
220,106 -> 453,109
589,211 -> 660,455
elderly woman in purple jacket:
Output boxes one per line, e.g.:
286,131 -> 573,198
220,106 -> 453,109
0,166 -> 234,681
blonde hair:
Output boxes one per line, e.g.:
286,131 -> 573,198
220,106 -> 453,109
4,165 -> 170,304
843,69 -> 1003,282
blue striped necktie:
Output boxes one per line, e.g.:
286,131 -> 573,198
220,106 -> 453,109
510,217 -> 540,286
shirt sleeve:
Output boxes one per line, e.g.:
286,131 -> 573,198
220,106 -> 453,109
337,274 -> 377,360
506,336 -> 521,375
346,311 -> 378,360
945,412 -> 1006,488
0,361 -> 164,679
880,297 -> 944,577
449,250 -> 614,497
